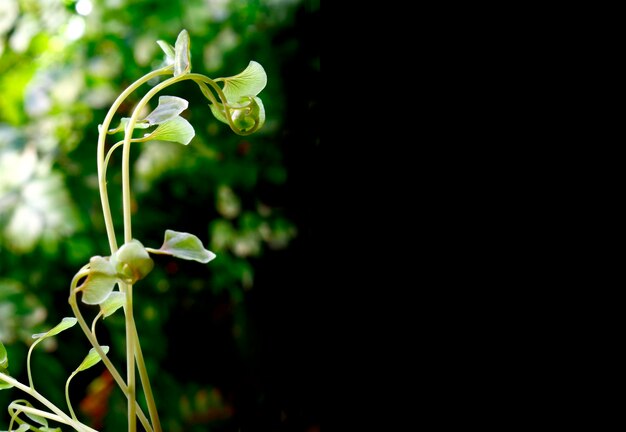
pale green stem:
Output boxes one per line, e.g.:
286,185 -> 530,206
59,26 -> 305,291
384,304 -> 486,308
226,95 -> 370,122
65,371 -> 79,421
0,372 -> 97,432
124,283 -> 137,432
188,74 -> 258,135
91,311 -> 104,336
121,73 -> 188,242
116,69 -> 231,432
8,402 -> 65,425
69,275 -> 154,432
26,338 -> 42,389
118,72 -> 195,432
103,141 -> 124,178
132,325 -> 162,432
104,139 -> 144,180
120,72 -> 230,242
97,66 -> 172,254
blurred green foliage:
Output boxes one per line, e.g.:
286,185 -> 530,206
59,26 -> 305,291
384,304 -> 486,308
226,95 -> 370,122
0,0 -> 319,430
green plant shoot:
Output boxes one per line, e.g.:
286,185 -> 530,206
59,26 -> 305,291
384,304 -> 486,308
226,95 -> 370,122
0,29 -> 267,432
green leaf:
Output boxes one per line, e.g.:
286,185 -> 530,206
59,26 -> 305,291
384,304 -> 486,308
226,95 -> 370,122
145,96 -> 189,125
174,29 -> 191,77
80,256 -> 117,305
32,317 -> 77,340
0,341 -> 8,369
76,346 -> 109,372
111,239 -> 154,284
0,340 -> 10,390
100,292 -> 125,318
108,117 -> 151,134
0,373 -> 13,390
218,61 -> 267,102
147,116 -> 195,145
157,40 -> 175,64
146,230 -> 216,263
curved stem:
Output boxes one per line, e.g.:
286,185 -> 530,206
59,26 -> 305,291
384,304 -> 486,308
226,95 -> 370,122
103,141 -> 124,178
65,371 -> 79,421
117,70 -> 239,432
188,74 -> 239,131
121,73 -> 188,242
0,372 -> 97,432
69,275 -> 154,432
26,339 -> 42,389
91,311 -> 104,337
97,66 -> 173,254
69,284 -> 124,388
8,402 -> 66,426
119,72 -> 203,432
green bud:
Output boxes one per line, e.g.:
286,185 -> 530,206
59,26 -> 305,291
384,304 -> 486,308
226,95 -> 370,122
230,96 -> 265,135
112,240 -> 154,284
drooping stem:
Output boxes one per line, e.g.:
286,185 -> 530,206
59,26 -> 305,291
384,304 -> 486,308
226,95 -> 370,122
96,67 -> 177,432
97,66 -> 172,254
118,73 -> 191,432
121,74 -> 187,242
119,72 -> 231,242
188,74 -> 256,134
115,69 -> 230,432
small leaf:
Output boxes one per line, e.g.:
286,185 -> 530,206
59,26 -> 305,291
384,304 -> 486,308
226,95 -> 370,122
32,317 -> 77,340
108,118 -> 151,134
0,373 -> 13,390
80,256 -> 118,305
145,96 -> 189,125
147,116 -> 195,145
0,342 -> 12,388
77,346 -> 110,372
174,29 -> 191,77
111,240 -> 154,284
0,341 -> 8,369
100,292 -> 125,318
157,40 -> 175,64
218,61 -> 267,102
146,230 -> 216,263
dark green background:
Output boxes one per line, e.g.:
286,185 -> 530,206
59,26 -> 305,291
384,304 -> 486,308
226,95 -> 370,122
0,0 -> 320,430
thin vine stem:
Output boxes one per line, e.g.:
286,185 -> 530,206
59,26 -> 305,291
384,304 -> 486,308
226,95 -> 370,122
96,66 -> 173,254
69,272 -> 154,432
0,372 -> 97,432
